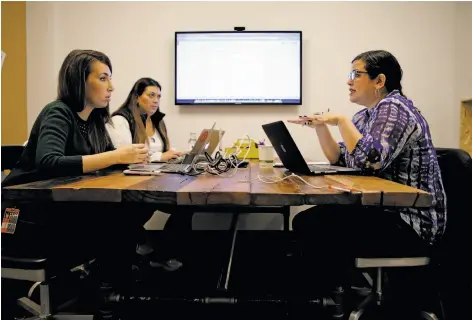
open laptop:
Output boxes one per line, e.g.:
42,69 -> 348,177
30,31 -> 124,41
128,123 -> 224,174
261,121 -> 361,176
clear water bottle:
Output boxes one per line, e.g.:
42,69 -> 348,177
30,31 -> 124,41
188,132 -> 197,151
217,128 -> 224,152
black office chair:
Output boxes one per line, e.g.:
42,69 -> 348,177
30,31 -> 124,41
1,145 -> 95,320
349,148 -> 472,320
1,145 -> 24,180
432,148 -> 472,319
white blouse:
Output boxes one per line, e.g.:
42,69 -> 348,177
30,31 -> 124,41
106,115 -> 164,162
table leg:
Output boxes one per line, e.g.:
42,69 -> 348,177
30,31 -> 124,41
282,206 -> 290,233
217,212 -> 240,291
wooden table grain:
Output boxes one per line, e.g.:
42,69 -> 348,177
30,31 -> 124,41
2,161 -> 433,208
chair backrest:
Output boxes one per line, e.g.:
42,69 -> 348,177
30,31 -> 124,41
435,148 -> 472,243
435,151 -> 472,311
1,145 -> 25,175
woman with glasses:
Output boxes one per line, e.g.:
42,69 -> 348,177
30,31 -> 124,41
288,50 -> 446,312
106,77 -> 192,272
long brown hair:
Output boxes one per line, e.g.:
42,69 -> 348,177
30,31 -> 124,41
57,49 -> 113,153
114,78 -> 169,148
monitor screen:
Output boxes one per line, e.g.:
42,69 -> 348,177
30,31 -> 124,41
175,31 -> 302,105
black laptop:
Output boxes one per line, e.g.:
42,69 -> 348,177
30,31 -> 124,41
262,121 -> 361,176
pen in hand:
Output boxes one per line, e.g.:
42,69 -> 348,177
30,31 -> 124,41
313,108 -> 330,115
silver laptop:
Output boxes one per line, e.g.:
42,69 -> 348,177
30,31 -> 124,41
128,123 -> 224,174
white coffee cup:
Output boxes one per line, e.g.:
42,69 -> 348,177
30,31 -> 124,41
259,145 -> 275,164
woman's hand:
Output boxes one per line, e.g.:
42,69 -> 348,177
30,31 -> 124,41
309,113 -> 347,126
114,144 -> 149,164
288,115 -> 326,128
289,113 -> 347,127
161,150 -> 183,162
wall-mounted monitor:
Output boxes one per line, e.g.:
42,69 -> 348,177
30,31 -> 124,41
175,31 -> 302,105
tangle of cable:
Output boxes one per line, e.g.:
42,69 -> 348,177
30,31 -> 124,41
193,134 -> 252,178
186,134 -> 331,191
257,173 -> 328,189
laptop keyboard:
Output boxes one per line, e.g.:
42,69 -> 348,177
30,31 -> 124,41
159,164 -> 191,172
309,165 -> 333,171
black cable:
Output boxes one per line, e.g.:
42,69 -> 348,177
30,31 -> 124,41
205,151 -> 236,174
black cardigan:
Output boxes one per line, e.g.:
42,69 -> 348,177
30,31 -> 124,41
2,101 -> 114,187
112,107 -> 169,152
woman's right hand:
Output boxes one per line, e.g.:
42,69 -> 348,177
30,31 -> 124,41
288,115 -> 326,128
161,150 -> 183,162
114,144 -> 149,164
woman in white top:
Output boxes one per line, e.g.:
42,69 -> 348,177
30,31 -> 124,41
106,78 -> 182,161
106,78 -> 192,271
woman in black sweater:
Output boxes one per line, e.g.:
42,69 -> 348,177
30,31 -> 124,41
2,49 -> 151,300
3,49 -> 149,186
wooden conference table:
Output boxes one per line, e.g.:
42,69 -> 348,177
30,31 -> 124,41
2,161 -> 432,208
2,160 -> 433,316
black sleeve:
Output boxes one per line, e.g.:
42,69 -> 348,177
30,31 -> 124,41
35,105 -> 83,175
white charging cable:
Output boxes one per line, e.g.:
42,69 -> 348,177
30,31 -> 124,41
188,134 -> 250,176
208,134 -> 251,178
258,173 -> 328,189
190,136 -> 329,191
239,172 -> 328,189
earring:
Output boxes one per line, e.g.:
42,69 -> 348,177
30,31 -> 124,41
375,88 -> 380,98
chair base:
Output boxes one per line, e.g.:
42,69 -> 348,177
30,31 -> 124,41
18,295 -> 91,320
349,294 -> 373,320
22,315 -> 94,320
421,311 -> 440,320
11,262 -> 97,320
18,297 -> 42,316
349,293 -> 439,320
